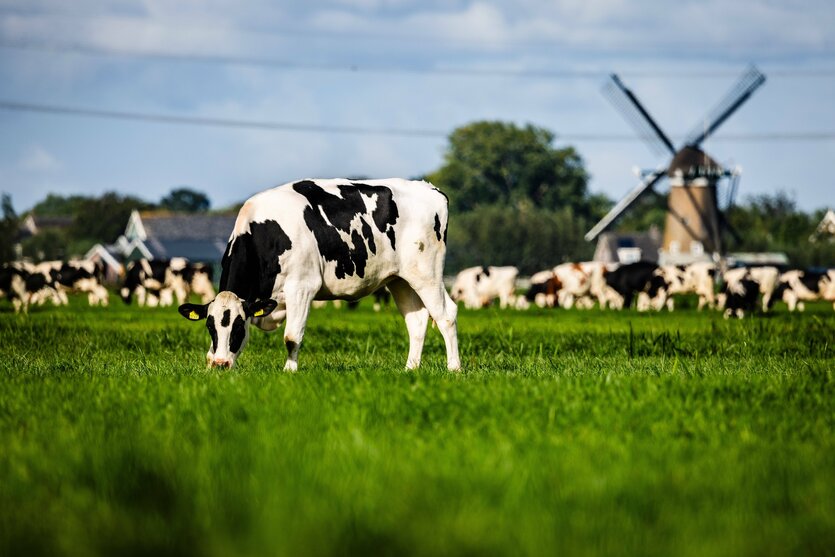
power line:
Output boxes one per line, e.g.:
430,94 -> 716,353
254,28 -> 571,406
0,100 -> 447,137
2,40 -> 835,79
3,99 -> 835,142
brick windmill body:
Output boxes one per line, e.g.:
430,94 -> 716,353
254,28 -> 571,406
586,68 -> 766,264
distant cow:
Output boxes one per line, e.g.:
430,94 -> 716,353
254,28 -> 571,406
718,266 -> 779,313
450,266 -> 519,309
601,261 -> 667,310
51,260 -> 109,306
721,277 -> 761,319
681,262 -> 717,310
122,258 -> 214,306
773,269 -> 833,311
0,264 -> 28,313
526,269 -> 559,308
178,178 -> 460,371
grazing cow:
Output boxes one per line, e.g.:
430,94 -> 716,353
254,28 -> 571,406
178,178 -> 460,371
0,264 -> 28,313
718,266 -> 779,313
601,261 -> 666,310
182,262 -> 216,304
526,269 -> 559,308
122,258 -> 214,306
721,277 -> 760,319
681,262 -> 717,310
450,266 -> 519,309
552,263 -> 592,309
51,260 -> 109,306
773,269 -> 832,311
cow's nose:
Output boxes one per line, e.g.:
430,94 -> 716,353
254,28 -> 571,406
212,358 -> 232,369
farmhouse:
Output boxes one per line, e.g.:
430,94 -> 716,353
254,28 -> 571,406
116,210 -> 237,262
592,226 -> 662,264
810,209 -> 835,242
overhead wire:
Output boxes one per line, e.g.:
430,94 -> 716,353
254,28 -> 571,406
2,99 -> 834,142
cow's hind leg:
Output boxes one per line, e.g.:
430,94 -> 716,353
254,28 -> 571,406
411,282 -> 460,371
388,278 -> 429,369
282,285 -> 316,371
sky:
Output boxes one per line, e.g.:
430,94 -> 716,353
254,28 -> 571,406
1,0 -> 834,218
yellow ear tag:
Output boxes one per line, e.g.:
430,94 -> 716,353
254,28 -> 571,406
188,311 -> 199,320
253,309 -> 265,317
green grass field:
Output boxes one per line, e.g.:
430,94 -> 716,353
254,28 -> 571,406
1,297 -> 834,557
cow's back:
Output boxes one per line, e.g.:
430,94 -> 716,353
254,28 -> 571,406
223,178 -> 449,301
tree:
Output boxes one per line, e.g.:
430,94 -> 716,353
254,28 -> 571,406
427,121 -> 593,216
446,203 -> 594,274
160,188 -> 210,213
29,193 -> 89,217
0,194 -> 19,263
71,192 -> 152,245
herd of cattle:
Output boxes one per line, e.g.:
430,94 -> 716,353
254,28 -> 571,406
450,261 -> 835,318
2,257 -> 834,319
0,257 -> 215,313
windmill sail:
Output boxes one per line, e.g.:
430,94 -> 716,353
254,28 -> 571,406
584,167 -> 667,241
603,74 -> 677,156
683,66 -> 766,147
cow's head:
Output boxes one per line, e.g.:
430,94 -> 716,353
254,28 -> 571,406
178,291 -> 277,368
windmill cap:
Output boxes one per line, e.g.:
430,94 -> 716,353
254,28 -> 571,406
668,146 -> 724,179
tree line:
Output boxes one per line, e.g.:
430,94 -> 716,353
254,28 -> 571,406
1,188 -> 211,262
1,121 -> 833,270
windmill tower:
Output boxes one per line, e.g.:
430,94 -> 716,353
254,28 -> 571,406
585,67 -> 766,264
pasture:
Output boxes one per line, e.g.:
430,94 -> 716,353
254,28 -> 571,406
1,298 -> 834,557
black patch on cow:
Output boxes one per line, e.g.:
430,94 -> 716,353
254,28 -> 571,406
229,316 -> 247,354
799,271 -> 825,293
285,339 -> 297,355
292,180 -> 399,279
434,214 -> 442,241
221,309 -> 231,327
121,259 -> 174,304
55,263 -> 94,288
724,278 -> 760,314
361,220 -> 376,253
604,261 -> 659,309
220,220 -> 292,301
206,315 -> 218,353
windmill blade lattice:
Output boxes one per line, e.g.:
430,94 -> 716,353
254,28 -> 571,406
603,74 -> 677,156
683,66 -> 766,147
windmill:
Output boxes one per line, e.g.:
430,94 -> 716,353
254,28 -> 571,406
585,66 -> 766,263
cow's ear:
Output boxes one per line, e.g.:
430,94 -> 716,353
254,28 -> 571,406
178,303 -> 208,321
244,298 -> 278,318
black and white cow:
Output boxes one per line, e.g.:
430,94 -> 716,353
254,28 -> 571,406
122,258 -> 214,306
450,266 -> 519,309
0,264 -> 28,313
718,266 -> 779,313
773,269 -> 834,311
598,261 -> 671,311
177,178 -> 460,371
50,260 -> 109,306
720,277 -> 761,319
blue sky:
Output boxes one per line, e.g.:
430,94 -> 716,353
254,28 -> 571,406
1,0 -> 834,215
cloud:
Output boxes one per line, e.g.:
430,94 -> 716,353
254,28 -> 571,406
20,145 -> 62,172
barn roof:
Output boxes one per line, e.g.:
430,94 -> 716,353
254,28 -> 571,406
120,210 -> 236,262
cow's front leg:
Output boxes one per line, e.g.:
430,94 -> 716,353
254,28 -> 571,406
282,286 -> 316,371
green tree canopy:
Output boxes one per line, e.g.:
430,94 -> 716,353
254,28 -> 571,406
0,194 -> 19,263
29,193 -> 89,217
71,192 -> 152,245
160,188 -> 210,213
428,121 -> 594,216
